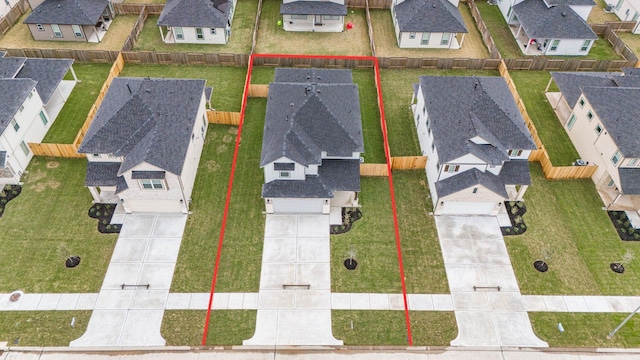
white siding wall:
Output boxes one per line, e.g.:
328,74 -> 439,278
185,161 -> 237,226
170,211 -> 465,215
0,0 -> 20,18
414,87 -> 440,208
179,92 -> 208,202
172,26 -> 228,44
282,14 -> 344,32
121,163 -> 186,213
569,5 -> 593,20
497,0 -> 521,22
543,38 -> 594,56
614,0 -> 640,29
269,197 -> 326,213
264,156 -> 307,183
397,31 -> 461,49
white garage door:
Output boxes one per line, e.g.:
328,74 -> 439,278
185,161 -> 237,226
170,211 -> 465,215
272,198 -> 324,213
439,201 -> 495,215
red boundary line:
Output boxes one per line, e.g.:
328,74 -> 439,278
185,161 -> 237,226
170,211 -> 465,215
201,53 -> 413,345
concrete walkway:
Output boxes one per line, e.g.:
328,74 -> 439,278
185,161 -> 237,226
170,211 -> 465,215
435,216 -> 548,348
70,213 -> 187,348
243,214 -> 342,346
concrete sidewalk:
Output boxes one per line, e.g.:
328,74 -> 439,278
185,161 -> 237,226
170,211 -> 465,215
70,213 -> 187,348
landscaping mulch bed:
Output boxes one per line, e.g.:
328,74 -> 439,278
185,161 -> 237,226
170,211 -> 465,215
330,207 -> 363,235
88,203 -> 121,234
0,185 -> 22,217
501,201 -> 527,236
607,211 -> 640,241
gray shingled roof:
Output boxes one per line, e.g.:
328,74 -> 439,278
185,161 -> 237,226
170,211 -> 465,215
435,168 -> 508,198
393,0 -> 467,33
499,160 -> 532,185
15,58 -> 73,104
545,0 -> 595,6
418,76 -> 536,164
262,159 -> 360,198
581,86 -> 640,158
622,68 -> 640,76
24,0 -> 109,25
274,68 -> 352,84
260,68 -> 364,167
551,72 -> 618,107
131,171 -> 166,179
78,77 -> 207,177
0,150 -> 6,168
0,57 -> 26,79
512,0 -> 597,40
280,1 -> 347,15
619,167 -> 640,195
85,161 -> 120,186
0,78 -> 36,134
157,0 -> 232,28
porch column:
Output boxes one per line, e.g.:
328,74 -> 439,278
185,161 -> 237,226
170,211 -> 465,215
459,33 -> 466,48
88,187 -> 101,203
180,198 -> 188,214
159,26 -> 165,43
69,65 -> 79,82
121,198 -> 132,214
515,24 -> 523,38
516,185 -> 528,201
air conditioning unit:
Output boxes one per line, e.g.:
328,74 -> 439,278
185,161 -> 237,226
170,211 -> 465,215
488,0 -> 498,5
359,157 -> 365,163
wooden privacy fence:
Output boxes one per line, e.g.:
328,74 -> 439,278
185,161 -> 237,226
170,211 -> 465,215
248,84 -> 269,97
0,0 -> 29,41
498,60 -> 598,180
27,143 -> 84,158
253,56 -> 375,68
365,0 -> 376,56
113,3 -> 164,15
207,110 -> 241,125
121,51 -> 249,65
347,0 -> 391,8
467,0 -> 501,59
360,163 -> 388,176
0,48 -> 119,62
391,156 -> 427,170
377,57 -> 501,69
121,5 -> 147,52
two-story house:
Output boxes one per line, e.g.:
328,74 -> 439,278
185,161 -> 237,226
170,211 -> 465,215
547,69 -> 640,210
611,0 -> 640,33
280,0 -> 347,32
412,76 -> 537,215
157,0 -> 236,44
0,54 -> 76,185
391,0 -> 468,49
496,0 -> 597,55
260,68 -> 364,214
77,77 -> 211,213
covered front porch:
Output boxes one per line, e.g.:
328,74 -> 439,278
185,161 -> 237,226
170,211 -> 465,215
44,80 -> 77,123
545,92 -> 572,126
508,23 -> 545,56
86,17 -> 113,43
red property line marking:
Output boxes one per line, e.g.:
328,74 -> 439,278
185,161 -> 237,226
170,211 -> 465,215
201,53 -> 413,345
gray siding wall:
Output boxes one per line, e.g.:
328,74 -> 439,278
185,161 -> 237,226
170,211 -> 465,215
27,23 -> 90,42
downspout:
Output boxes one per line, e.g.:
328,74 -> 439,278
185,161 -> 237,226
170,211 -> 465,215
178,175 -> 189,213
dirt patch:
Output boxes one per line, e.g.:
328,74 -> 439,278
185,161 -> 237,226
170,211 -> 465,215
228,127 -> 238,135
46,161 -> 60,169
32,179 -> 61,193
217,144 -> 228,153
222,134 -> 234,143
26,169 -> 47,183
204,160 -> 221,172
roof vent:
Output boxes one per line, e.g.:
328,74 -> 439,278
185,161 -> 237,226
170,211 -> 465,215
561,11 -> 567,16
433,4 -> 436,7
290,102 -> 294,106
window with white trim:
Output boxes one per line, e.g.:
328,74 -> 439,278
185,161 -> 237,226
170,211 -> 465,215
409,32 -> 416,39
594,124 -> 603,135
628,158 -> 638,166
472,187 -> 478,194
39,111 -> 48,125
611,149 -> 622,166
580,39 -> 591,52
291,15 -> 307,20
441,33 -> 450,45
279,171 -> 290,178
72,25 -> 83,38
174,27 -> 184,40
196,27 -> 204,40
507,149 -> 523,156
578,97 -> 585,108
444,164 -> 460,173
567,113 -> 577,130
549,39 -> 560,51
140,179 -> 164,190
51,24 -> 63,38
20,141 -> 29,156
421,32 -> 430,45
587,110 -> 593,121
323,15 -> 340,20
11,118 -> 19,132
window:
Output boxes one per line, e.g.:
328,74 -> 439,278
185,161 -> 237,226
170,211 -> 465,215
444,164 -> 459,173
140,179 -> 164,190
608,179 -> 615,187
594,124 -> 603,135
616,0 -> 623,10
549,39 -> 560,51
279,171 -> 290,178
611,150 -> 622,166
11,119 -> 19,132
441,33 -> 450,45
578,98 -> 585,108
39,111 -> 48,125
323,15 -> 339,20
174,27 -> 184,40
36,24 -> 44,31
409,32 -> 416,39
196,27 -> 204,40
421,32 -> 430,45
210,28 -> 217,35
508,149 -> 523,156
629,158 -> 638,166
472,187 -> 478,194
291,15 -> 307,20
567,113 -> 577,129
20,141 -> 29,156
92,154 -> 100,158
431,143 -> 435,152
28,92 -> 33,99
51,24 -> 63,38
19,105 -> 24,113
72,25 -> 83,38
580,39 -> 591,52
587,111 -> 593,121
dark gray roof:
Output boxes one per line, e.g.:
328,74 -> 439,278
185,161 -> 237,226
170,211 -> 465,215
205,86 -> 213,102
261,68 -> 364,167
274,162 -> 295,170
131,170 -> 166,179
0,78 -> 36,134
581,86 -> 640,158
0,52 -> 6,58
622,68 -> 640,76
512,0 -> 597,40
78,77 -> 207,177
274,68 -> 353,84
619,167 -> 640,195
157,0 -> 233,28
499,160 -> 532,185
418,76 -> 536,164
551,72 -> 619,107
0,150 -> 6,168
545,0 -> 595,6
85,161 -> 120,186
24,0 -> 109,25
280,1 -> 347,16
0,57 -> 26,79
435,168 -> 508,198
393,0 -> 467,33
15,58 -> 73,104
116,175 -> 128,194
262,159 -> 360,198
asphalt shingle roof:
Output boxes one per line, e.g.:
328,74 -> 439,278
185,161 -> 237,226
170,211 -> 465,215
499,160 -> 532,185
78,77 -> 207,177
551,71 -> 618,107
545,0 -> 595,6
512,0 -> 597,40
260,68 -> 364,167
157,0 -> 233,28
85,161 -> 120,186
15,58 -> 73,104
0,78 -> 36,134
274,68 -> 353,84
435,168 -> 508,198
418,76 -> 536,164
393,0 -> 467,33
619,167 -> 640,195
0,57 -> 26,79
280,1 -> 347,15
24,0 -> 109,25
131,170 -> 166,179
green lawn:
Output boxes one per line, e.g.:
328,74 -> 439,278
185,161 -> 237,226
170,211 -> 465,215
0,157 -> 118,293
0,311 -> 91,346
333,311 -> 457,345
162,310 -> 256,345
119,64 -> 247,111
506,163 -> 640,296
132,0 -> 258,54
42,63 -> 113,144
530,312 -> 640,347
379,68 -> 500,157
352,70 -> 384,164
509,71 -> 580,166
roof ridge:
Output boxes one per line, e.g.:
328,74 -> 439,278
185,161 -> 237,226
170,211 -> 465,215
312,89 -> 360,149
